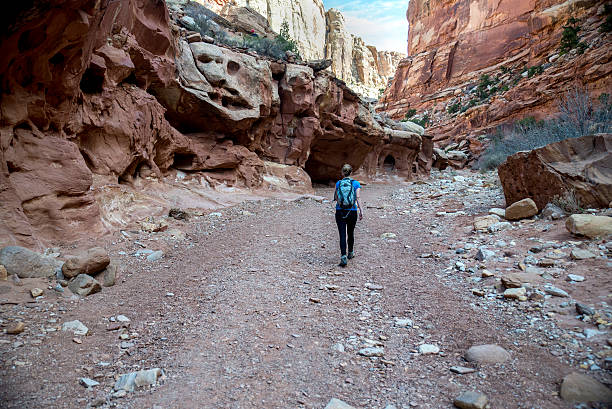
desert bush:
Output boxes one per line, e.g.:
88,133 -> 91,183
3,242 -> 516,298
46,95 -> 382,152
527,65 -> 543,78
476,74 -> 494,100
475,88 -> 612,170
404,109 -> 417,119
447,103 -> 461,114
551,189 -> 585,214
559,17 -> 587,54
601,4 -> 612,32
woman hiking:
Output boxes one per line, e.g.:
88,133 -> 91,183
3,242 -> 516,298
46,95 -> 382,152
334,164 -> 363,267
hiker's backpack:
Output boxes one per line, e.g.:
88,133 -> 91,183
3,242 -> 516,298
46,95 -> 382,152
337,178 -> 356,209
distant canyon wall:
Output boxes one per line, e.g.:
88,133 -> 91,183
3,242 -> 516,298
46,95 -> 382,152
201,0 -> 404,98
381,0 -> 612,145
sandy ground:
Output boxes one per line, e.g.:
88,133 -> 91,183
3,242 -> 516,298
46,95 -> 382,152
1,171 -> 610,408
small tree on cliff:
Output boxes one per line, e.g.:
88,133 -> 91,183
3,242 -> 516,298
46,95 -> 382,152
276,21 -> 301,58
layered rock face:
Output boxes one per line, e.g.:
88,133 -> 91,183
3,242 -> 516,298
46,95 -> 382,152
325,9 -> 404,98
498,134 -> 612,210
381,0 -> 612,146
0,0 -> 422,248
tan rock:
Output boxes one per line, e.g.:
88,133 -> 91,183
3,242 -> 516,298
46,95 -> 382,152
30,288 -> 43,297
503,287 -> 526,300
6,322 -> 25,335
473,215 -> 500,232
0,264 -> 6,280
62,247 -> 110,279
504,198 -> 538,221
566,214 -> 612,238
560,372 -> 612,403
570,248 -> 596,260
454,391 -> 488,409
68,274 -> 102,297
465,344 -> 510,364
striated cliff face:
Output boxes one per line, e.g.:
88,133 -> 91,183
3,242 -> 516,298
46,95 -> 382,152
0,0 -> 425,249
325,8 -> 404,98
381,0 -> 612,146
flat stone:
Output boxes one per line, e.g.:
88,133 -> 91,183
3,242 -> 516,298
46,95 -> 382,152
503,287 -> 526,299
146,251 -> 164,262
418,344 -> 440,354
80,378 -> 99,388
474,215 -> 500,232
358,346 -> 384,357
380,232 -> 397,239
453,391 -> 488,409
505,198 -> 538,220
570,248 -> 596,260
474,247 -> 495,261
324,398 -> 356,409
62,320 -> 88,336
576,302 -> 595,316
116,315 -> 130,322
450,366 -> 476,374
0,246 -> 63,278
560,372 -> 612,403
488,221 -> 512,233
394,317 -> 413,327
566,274 -> 585,282
544,285 -> 569,297
114,368 -> 163,392
365,283 -> 383,290
465,344 -> 510,364
584,328 -> 606,339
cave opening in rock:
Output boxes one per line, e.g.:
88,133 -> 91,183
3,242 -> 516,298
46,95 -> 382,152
80,67 -> 104,94
383,154 -> 395,171
172,153 -> 196,170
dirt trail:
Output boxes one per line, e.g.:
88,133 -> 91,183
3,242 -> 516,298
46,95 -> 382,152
1,174 -> 609,408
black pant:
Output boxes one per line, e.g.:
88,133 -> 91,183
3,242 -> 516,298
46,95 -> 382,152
335,209 -> 357,256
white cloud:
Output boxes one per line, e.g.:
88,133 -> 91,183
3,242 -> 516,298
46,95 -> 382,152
324,0 -> 409,54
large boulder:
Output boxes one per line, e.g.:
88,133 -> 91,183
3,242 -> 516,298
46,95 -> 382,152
0,246 -> 63,278
566,214 -> 612,238
498,134 -> 612,210
62,247 -> 110,279
560,372 -> 612,404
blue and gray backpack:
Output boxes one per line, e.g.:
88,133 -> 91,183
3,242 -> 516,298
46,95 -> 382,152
337,178 -> 356,209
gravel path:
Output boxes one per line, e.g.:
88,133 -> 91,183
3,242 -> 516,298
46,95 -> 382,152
1,174 -> 609,408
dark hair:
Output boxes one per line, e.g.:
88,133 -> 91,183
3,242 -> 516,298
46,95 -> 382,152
341,164 -> 352,177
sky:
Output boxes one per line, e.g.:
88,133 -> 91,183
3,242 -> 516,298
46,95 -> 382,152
323,0 -> 409,54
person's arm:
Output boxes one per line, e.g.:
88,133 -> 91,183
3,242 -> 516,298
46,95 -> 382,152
356,188 -> 363,220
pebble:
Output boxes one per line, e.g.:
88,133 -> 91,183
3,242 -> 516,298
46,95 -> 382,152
450,366 -> 476,374
453,391 -> 488,409
365,283 -> 383,290
116,315 -> 130,322
120,341 -> 135,349
113,368 -> 163,392
566,274 -> 585,282
474,247 -> 495,261
544,285 -> 569,297
358,346 -> 384,357
147,251 -> 164,262
6,322 -> 25,335
30,288 -> 43,297
418,344 -> 440,354
394,317 -> 413,327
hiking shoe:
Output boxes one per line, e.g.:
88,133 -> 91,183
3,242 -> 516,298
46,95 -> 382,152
347,251 -> 355,259
339,255 -> 348,267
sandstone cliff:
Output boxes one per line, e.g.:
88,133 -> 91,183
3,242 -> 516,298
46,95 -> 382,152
381,0 -> 612,147
325,8 -> 404,99
0,0 -> 425,249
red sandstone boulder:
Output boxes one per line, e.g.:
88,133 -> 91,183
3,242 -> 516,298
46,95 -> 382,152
498,134 -> 612,210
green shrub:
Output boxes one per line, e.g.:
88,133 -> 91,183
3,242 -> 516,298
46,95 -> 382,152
559,18 -> 581,54
447,103 -> 461,114
527,65 -> 543,78
410,114 -> 430,128
404,109 -> 417,119
500,66 -> 510,74
500,84 -> 509,93
476,74 -> 493,100
276,21 -> 300,58
475,88 -> 612,170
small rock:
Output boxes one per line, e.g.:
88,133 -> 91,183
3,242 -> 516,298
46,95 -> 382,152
80,378 -> 99,388
474,247 -> 495,261
566,214 -> 612,239
450,366 -> 476,374
324,398 -> 355,409
102,264 -> 117,287
481,270 -> 494,278
147,251 -> 164,262
185,32 -> 201,44
560,372 -> 612,403
505,198 -> 538,220
114,368 -> 163,392
116,315 -> 130,322
168,208 -> 189,220
380,232 -> 397,239
331,343 -> 345,352
570,248 -> 596,260
358,346 -> 384,357
473,215 -> 500,232
541,203 -> 566,220
394,317 -> 413,327
576,302 -> 595,316
453,391 -> 488,409
68,274 -> 102,297
544,285 -> 569,297
120,341 -> 135,349
566,274 -> 585,282
418,344 -> 440,354
488,208 -> 506,218
488,221 -> 512,233
62,247 -> 110,279
62,320 -> 89,336
365,283 -> 383,291
30,288 -> 43,297
6,322 -> 25,335
465,344 -> 510,364
503,287 -> 526,300
584,328 -> 606,339
0,264 -> 7,280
